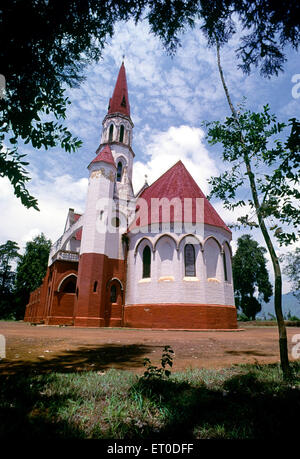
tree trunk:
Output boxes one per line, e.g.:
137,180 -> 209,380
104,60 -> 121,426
216,42 -> 290,377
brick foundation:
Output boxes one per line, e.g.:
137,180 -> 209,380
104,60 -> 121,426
124,303 -> 237,329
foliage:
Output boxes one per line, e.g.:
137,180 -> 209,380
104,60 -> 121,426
0,0 -> 135,208
0,362 -> 299,439
1,1 -> 299,209
205,106 -> 300,245
232,234 -> 272,320
144,0 -> 300,77
14,233 -> 51,318
281,248 -> 300,300
0,240 -> 20,319
141,345 -> 174,380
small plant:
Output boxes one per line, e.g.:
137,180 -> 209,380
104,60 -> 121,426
142,345 -> 174,381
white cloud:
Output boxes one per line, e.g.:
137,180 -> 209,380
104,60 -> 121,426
132,125 -> 218,194
0,175 -> 88,250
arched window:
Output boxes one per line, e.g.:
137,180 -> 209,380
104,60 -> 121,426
110,284 -> 117,303
184,244 -> 196,277
119,125 -> 124,142
142,246 -> 151,278
59,275 -> 77,293
109,124 -> 114,141
223,252 -> 228,281
117,161 -> 122,182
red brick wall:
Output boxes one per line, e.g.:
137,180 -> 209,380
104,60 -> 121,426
74,253 -> 125,327
124,304 -> 237,329
24,260 -> 78,325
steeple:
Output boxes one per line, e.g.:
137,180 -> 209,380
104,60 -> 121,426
108,62 -> 130,117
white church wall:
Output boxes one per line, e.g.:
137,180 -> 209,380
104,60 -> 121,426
126,227 -> 234,306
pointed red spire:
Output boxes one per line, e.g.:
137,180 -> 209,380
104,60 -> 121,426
108,62 -> 130,117
90,145 -> 116,168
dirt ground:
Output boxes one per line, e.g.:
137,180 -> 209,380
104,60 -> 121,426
0,321 -> 299,375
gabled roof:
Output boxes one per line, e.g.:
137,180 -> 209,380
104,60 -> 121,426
108,62 -> 130,117
90,145 -> 116,168
129,161 -> 230,233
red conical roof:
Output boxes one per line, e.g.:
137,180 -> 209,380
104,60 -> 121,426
108,62 -> 130,117
90,145 -> 116,167
129,161 -> 230,232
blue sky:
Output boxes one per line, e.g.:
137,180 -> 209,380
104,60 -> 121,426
0,18 -> 299,292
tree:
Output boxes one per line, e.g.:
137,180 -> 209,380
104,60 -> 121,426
145,0 -> 300,76
232,235 -> 272,320
0,240 -> 20,318
281,248 -> 300,300
1,1 -> 299,209
14,233 -> 51,319
1,0 -> 134,209
203,44 -> 299,377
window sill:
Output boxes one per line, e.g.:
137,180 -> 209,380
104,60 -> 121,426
207,278 -> 221,283
158,276 -> 175,282
138,278 -> 151,283
183,277 -> 199,282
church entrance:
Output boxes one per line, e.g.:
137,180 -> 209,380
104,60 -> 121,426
105,280 -> 123,327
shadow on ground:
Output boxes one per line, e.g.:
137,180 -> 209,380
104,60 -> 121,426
0,362 -> 299,439
0,343 -> 162,375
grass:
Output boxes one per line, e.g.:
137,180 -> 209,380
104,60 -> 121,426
0,361 -> 299,439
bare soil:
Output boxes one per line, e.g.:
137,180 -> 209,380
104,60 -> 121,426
0,321 -> 299,375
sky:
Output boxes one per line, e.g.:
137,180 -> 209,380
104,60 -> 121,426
0,17 -> 299,293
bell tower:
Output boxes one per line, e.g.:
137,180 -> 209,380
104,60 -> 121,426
99,62 -> 135,217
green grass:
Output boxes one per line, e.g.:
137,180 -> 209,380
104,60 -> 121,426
0,362 -> 299,439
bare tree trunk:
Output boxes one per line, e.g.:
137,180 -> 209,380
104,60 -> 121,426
216,42 -> 290,377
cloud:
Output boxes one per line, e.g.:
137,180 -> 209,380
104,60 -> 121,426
132,125 -> 218,194
0,174 -> 88,251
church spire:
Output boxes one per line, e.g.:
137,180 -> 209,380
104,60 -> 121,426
108,62 -> 130,117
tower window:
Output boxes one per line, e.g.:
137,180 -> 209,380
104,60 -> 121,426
119,125 -> 124,142
121,96 -> 126,107
109,124 -> 114,142
110,285 -> 117,303
184,244 -> 196,277
117,161 -> 123,182
142,246 -> 151,279
223,252 -> 228,282
93,281 -> 98,293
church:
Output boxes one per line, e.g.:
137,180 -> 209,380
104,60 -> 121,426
24,63 -> 237,329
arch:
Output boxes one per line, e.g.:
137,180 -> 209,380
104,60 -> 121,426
178,234 -> 203,251
222,240 -> 233,257
57,274 -> 77,293
134,237 -> 154,257
109,123 -> 114,141
204,237 -> 221,279
143,245 -> 151,278
157,239 -> 174,277
106,277 -> 124,292
119,124 -> 125,142
222,241 -> 232,282
153,234 -> 178,252
184,244 -> 196,277
203,235 -> 222,251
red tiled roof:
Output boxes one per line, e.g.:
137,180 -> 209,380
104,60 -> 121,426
90,145 -> 116,167
108,62 -> 130,117
74,213 -> 82,241
129,161 -> 230,232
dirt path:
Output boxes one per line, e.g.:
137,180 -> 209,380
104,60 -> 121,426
0,321 -> 299,374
